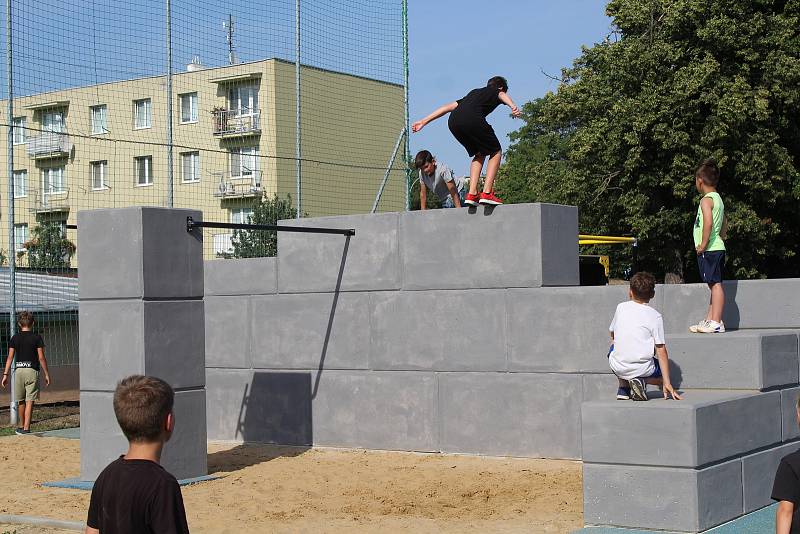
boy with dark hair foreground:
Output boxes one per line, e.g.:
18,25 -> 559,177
1,311 -> 51,434
85,375 -> 190,534
608,272 -> 681,401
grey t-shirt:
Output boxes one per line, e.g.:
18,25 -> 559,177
418,163 -> 466,202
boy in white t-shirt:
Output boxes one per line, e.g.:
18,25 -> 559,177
608,272 -> 682,401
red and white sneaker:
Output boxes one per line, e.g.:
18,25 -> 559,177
464,192 -> 480,206
479,191 -> 503,205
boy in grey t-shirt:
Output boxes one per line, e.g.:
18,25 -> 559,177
414,150 -> 466,209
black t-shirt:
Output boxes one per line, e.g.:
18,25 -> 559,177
87,457 -> 190,534
453,86 -> 502,120
772,448 -> 800,533
8,331 -> 44,371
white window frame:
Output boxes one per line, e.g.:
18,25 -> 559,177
228,84 -> 259,117
90,160 -> 108,191
133,98 -> 152,129
42,111 -> 65,133
230,207 -> 254,225
90,104 -> 108,135
181,152 -> 200,183
13,224 -> 28,252
135,156 -> 153,186
229,146 -> 259,178
12,117 -> 26,145
13,170 -> 27,198
41,166 -> 66,195
180,92 -> 198,124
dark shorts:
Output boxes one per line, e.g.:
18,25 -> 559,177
447,114 -> 501,158
697,250 -> 725,284
607,345 -> 662,379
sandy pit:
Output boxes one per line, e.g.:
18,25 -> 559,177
0,435 -> 583,533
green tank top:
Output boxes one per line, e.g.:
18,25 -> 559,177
693,192 -> 725,251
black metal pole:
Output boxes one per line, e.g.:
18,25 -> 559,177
185,216 -> 355,236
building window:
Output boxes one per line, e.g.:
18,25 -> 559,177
12,117 -> 26,144
41,166 -> 66,194
229,84 -> 258,116
13,170 -> 27,198
133,99 -> 152,129
230,146 -> 258,178
90,105 -> 108,135
90,161 -> 107,190
42,111 -> 65,133
230,207 -> 254,224
135,156 -> 153,186
180,93 -> 198,123
181,152 -> 200,183
13,224 -> 28,252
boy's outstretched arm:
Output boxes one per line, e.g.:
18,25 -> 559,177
655,345 -> 681,400
696,197 -> 714,253
412,102 -> 458,132
498,91 -> 521,118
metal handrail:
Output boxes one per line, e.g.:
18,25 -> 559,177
212,108 -> 261,135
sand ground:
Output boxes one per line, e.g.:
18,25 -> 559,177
0,435 -> 583,533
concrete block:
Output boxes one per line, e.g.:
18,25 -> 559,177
206,368 -> 312,445
142,300 -> 205,389
277,212 -> 399,293
742,441 -> 800,513
204,257 -> 276,296
582,373 -> 620,402
80,391 -> 127,480
583,459 -> 743,532
507,285 -> 632,373
312,370 -> 438,452
667,331 -> 799,390
78,207 -> 203,299
582,390 -> 782,467
159,388 -> 208,480
781,387 -> 800,441
369,290 -> 507,371
400,203 -> 579,290
439,373 -> 582,458
250,293 -> 370,370
205,296 -> 251,368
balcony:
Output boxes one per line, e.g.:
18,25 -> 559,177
30,188 -> 70,214
26,131 -> 72,160
212,109 -> 261,137
213,171 -> 263,199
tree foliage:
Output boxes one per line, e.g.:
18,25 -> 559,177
498,0 -> 800,280
228,194 -> 298,258
24,222 -> 76,270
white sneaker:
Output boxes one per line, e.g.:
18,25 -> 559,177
696,320 -> 725,333
689,319 -> 708,333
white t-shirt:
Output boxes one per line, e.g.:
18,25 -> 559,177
608,300 -> 665,380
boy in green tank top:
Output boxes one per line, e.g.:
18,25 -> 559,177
689,159 -> 728,334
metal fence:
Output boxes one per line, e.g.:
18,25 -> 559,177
0,0 -> 409,412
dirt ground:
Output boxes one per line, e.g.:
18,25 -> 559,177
0,436 -> 583,533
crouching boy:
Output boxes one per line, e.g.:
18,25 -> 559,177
608,272 -> 681,401
85,375 -> 190,534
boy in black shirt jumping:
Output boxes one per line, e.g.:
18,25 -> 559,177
1,311 -> 51,434
85,375 -> 190,534
773,394 -> 800,534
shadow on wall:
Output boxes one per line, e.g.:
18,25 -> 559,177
723,280 -> 740,330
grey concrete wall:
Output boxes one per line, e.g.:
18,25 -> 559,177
78,207 -> 207,481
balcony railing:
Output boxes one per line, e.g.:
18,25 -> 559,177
212,171 -> 263,199
30,188 -> 70,214
212,109 -> 261,137
26,131 -> 72,159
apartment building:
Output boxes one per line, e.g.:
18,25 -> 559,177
0,58 -> 406,264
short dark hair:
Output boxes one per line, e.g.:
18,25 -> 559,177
630,272 -> 656,302
17,311 -> 34,328
696,159 -> 720,186
414,149 -> 434,170
487,76 -> 508,92
113,375 -> 174,443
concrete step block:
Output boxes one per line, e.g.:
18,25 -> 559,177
583,460 -> 743,532
667,331 -> 799,390
742,441 -> 800,513
400,203 -> 579,290
204,257 -> 276,296
205,296 -> 251,368
781,387 -> 800,441
582,390 -> 781,467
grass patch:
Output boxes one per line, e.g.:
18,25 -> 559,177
0,401 -> 79,433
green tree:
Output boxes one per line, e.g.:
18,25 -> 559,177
228,194 -> 298,258
25,222 -> 76,270
499,0 -> 800,280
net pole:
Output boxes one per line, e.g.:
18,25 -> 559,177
165,0 -> 174,207
295,0 -> 302,218
402,0 -> 410,211
5,0 -> 17,426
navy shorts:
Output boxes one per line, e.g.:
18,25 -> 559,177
697,250 -> 725,284
607,345 -> 662,379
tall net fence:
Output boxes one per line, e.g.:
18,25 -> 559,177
0,0 -> 408,383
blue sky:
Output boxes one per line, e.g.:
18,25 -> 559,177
408,0 -> 612,176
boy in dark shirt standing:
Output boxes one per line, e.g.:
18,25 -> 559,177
773,394 -> 800,534
1,311 -> 51,434
85,375 -> 190,534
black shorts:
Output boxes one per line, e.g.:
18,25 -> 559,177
447,115 -> 501,158
697,250 -> 725,284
